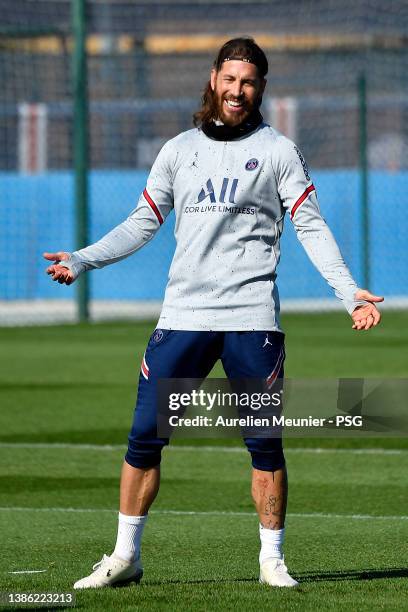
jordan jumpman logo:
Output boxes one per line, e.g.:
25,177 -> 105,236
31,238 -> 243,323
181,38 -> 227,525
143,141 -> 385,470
263,334 -> 273,348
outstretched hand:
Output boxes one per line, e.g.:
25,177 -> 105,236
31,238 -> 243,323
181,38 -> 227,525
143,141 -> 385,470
351,289 -> 384,330
43,252 -> 75,285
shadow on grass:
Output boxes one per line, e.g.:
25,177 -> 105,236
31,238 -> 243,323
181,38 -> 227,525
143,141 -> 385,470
143,567 -> 408,586
288,567 -> 408,582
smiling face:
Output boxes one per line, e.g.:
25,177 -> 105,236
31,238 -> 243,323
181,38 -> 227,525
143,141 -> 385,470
210,60 -> 266,127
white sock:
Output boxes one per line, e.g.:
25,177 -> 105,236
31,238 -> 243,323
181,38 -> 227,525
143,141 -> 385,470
113,512 -> 147,563
259,524 -> 285,564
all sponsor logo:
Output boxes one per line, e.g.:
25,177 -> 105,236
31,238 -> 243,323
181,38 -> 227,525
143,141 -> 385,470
197,177 -> 238,205
184,178 -> 255,215
245,158 -> 259,171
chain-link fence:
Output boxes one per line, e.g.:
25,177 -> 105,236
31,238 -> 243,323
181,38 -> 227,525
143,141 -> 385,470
1,0 -> 407,324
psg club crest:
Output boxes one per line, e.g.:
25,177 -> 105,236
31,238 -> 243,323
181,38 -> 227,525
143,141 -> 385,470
153,329 -> 164,343
245,158 -> 259,171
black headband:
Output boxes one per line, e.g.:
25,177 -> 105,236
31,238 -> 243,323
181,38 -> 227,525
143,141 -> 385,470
214,38 -> 268,77
222,56 -> 253,64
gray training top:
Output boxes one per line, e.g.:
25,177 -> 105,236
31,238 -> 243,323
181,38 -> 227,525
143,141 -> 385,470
65,123 -> 362,331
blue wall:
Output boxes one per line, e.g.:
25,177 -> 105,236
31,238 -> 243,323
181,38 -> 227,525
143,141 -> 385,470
0,170 -> 406,301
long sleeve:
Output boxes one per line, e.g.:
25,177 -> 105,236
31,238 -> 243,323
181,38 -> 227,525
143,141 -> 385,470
63,140 -> 175,278
273,136 -> 364,314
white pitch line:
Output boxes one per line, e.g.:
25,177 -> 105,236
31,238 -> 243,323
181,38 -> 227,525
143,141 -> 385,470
0,443 -> 406,456
0,507 -> 406,521
9,570 -> 47,574
166,446 -> 408,456
287,447 -> 407,456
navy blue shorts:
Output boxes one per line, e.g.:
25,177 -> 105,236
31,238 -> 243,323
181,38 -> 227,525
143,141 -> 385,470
126,330 -> 286,472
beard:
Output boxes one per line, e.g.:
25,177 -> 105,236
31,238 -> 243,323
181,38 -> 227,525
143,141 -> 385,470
213,87 -> 259,127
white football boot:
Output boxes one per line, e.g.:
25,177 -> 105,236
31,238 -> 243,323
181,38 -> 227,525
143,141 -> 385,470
73,553 -> 143,589
259,557 -> 299,587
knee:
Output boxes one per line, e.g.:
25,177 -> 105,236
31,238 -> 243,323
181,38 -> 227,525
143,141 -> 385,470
245,438 -> 286,472
125,437 -> 168,469
251,449 -> 285,471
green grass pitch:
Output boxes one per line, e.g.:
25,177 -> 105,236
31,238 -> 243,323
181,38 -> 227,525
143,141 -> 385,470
0,311 -> 407,611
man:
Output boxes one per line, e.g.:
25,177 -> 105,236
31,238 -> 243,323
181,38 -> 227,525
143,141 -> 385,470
44,38 -> 383,589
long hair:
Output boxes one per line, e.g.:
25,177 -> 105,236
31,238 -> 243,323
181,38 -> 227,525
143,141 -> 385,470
193,37 -> 268,127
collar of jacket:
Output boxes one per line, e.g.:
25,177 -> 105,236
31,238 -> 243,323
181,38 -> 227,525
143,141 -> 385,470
201,111 -> 263,141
